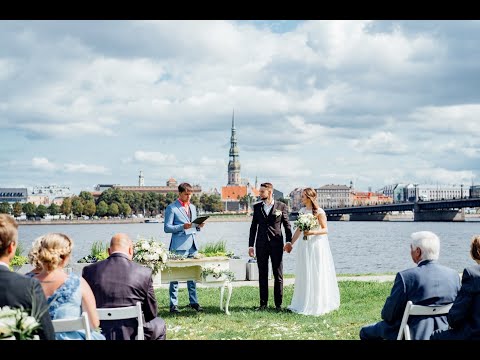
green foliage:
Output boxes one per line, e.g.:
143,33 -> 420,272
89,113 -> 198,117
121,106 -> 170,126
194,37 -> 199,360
0,202 -> 12,214
48,203 -> 60,216
11,243 -> 28,269
77,241 -> 108,263
12,202 -> 23,217
36,204 -> 47,218
199,240 -> 234,258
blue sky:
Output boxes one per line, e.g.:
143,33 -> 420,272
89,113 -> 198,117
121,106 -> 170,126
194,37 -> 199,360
1,20 -> 480,195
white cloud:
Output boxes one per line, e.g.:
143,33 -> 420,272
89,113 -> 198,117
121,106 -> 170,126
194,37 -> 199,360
31,157 -> 57,171
352,131 -> 407,155
133,151 -> 177,165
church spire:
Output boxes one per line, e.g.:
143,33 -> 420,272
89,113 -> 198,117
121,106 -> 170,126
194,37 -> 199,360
228,109 -> 241,185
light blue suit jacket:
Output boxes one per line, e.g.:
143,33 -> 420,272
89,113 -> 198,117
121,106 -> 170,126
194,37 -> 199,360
164,200 -> 199,252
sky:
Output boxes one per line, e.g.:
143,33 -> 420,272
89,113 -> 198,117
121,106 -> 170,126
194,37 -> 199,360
1,20 -> 480,196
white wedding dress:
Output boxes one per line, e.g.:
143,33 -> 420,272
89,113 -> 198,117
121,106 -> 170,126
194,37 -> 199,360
288,207 -> 340,316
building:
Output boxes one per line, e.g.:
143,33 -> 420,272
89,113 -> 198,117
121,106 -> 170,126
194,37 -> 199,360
289,188 -> 303,212
405,184 -> 466,202
31,185 -> 74,204
221,111 -> 253,211
94,184 -> 119,192
471,185 -> 480,198
316,184 -> 352,209
378,184 -> 409,203
114,174 -> 201,195
351,191 -> 393,206
0,188 -> 28,203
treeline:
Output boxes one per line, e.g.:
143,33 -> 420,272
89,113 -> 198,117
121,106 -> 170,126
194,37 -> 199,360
0,188 -> 225,219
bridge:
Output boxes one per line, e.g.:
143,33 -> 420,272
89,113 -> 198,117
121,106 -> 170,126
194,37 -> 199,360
290,198 -> 480,222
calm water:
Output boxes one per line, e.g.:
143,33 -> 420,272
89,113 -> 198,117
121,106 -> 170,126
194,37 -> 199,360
17,221 -> 480,275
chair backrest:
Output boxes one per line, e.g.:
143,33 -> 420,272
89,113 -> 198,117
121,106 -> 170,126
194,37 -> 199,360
96,302 -> 144,340
52,312 -> 92,340
397,300 -> 453,340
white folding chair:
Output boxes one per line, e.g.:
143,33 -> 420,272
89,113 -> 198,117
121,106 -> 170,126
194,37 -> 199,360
96,301 -> 144,340
397,300 -> 453,340
52,311 -> 92,340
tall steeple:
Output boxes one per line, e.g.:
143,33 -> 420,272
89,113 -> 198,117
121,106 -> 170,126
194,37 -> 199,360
228,109 -> 241,185
139,170 -> 144,187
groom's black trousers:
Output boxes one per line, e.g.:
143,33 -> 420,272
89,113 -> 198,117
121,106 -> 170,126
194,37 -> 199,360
256,242 -> 284,307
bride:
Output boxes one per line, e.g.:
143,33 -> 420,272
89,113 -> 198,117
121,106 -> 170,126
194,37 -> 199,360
284,187 -> 340,316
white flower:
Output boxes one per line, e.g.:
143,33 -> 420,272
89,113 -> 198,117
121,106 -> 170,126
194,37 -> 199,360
274,209 -> 282,217
133,236 -> 169,275
0,306 -> 40,340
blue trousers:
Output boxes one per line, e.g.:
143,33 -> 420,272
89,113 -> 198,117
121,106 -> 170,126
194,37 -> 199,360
169,246 -> 199,308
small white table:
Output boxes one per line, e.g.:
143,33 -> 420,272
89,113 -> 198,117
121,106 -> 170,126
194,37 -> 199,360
157,256 -> 233,315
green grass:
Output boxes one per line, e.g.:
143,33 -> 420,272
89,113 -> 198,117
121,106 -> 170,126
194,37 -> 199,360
154,281 -> 392,340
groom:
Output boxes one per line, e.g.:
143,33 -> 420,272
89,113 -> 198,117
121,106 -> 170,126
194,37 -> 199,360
248,182 -> 292,311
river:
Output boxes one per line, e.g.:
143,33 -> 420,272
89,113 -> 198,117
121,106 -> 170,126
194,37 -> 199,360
17,220 -> 480,275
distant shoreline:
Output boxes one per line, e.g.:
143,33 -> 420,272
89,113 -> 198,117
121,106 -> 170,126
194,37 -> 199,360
17,215 -> 253,225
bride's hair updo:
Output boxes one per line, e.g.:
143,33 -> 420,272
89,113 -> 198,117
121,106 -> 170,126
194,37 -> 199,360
36,233 -> 73,272
303,187 -> 319,216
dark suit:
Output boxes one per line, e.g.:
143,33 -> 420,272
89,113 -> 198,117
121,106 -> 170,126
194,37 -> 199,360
82,253 -> 166,340
360,260 -> 460,340
431,265 -> 480,340
0,266 -> 55,340
249,200 -> 292,307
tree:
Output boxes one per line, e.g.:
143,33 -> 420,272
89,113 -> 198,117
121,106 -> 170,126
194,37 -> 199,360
48,203 -> 60,216
120,203 -> 132,217
0,202 -> 11,214
12,202 -> 23,217
191,194 -> 200,211
83,200 -> 96,217
36,205 -> 47,218
108,202 -> 119,216
22,203 -> 36,219
71,197 -> 84,217
79,191 -> 94,202
96,201 -> 108,217
166,192 -> 177,206
60,198 -> 72,216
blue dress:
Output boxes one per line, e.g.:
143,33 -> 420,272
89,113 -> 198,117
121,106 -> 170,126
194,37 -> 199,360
48,273 -> 105,340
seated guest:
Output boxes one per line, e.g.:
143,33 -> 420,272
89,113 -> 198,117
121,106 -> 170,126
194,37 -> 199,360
25,237 -> 42,277
34,233 -> 105,340
82,233 -> 166,340
431,235 -> 480,340
0,215 -> 55,340
359,231 -> 460,340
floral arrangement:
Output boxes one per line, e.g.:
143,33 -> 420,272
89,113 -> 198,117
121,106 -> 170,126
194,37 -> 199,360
77,241 -> 109,263
274,209 -> 282,217
0,306 -> 40,340
133,236 -> 169,275
294,213 -> 319,240
200,265 -> 235,282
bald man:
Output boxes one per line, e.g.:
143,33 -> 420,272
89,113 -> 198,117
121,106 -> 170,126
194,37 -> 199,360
82,233 -> 166,340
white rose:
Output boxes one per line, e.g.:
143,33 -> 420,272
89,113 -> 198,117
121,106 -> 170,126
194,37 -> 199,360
20,316 -> 38,331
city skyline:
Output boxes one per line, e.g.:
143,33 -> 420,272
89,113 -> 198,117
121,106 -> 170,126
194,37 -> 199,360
1,20 -> 480,195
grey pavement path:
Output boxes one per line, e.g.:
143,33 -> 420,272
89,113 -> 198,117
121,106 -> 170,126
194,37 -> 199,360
155,274 -> 396,289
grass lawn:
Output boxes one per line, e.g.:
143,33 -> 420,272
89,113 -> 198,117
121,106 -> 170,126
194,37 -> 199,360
154,280 -> 392,340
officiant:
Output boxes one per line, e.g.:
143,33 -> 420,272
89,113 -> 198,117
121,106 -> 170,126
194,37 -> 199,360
164,182 -> 206,314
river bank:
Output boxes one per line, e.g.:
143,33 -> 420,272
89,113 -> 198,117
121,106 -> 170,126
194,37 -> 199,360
17,215 -> 252,225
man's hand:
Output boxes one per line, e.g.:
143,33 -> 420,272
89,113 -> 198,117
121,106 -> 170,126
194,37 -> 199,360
183,223 -> 192,229
248,247 -> 255,257
284,242 -> 292,253
198,223 -> 205,228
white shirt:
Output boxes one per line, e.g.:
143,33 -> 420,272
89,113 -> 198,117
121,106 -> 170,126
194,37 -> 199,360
263,199 -> 274,216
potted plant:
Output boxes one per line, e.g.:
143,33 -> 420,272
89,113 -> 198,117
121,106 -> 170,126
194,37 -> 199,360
199,240 -> 246,281
73,241 -> 109,274
10,243 -> 30,273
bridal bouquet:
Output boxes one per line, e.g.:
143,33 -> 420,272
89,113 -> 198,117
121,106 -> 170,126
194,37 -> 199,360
133,236 -> 169,275
0,306 -> 41,340
294,213 -> 319,240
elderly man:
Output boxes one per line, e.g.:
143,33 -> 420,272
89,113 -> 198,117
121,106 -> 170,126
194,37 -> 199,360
82,233 -> 166,340
359,231 -> 461,340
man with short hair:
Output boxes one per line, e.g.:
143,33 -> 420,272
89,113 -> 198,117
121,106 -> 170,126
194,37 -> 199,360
359,231 -> 461,340
0,214 -> 55,340
248,182 -> 292,311
164,182 -> 205,313
82,233 -> 166,340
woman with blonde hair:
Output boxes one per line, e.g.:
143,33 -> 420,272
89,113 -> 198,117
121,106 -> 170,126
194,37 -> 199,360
284,187 -> 340,316
34,232 -> 105,340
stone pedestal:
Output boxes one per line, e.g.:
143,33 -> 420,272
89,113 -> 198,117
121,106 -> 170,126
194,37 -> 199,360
229,258 -> 247,281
